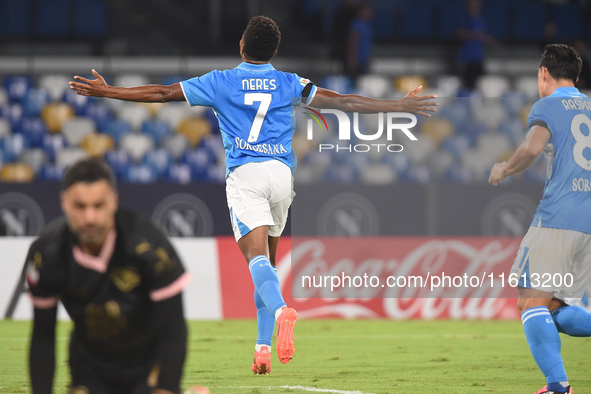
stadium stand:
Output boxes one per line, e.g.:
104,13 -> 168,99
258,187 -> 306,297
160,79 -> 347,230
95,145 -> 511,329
0,68 -> 547,184
1,0 -> 589,184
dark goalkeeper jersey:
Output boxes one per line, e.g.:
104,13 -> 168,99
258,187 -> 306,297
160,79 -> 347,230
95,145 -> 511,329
26,208 -> 191,360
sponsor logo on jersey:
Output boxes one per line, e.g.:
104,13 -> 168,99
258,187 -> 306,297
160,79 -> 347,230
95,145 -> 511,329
110,267 -> 141,293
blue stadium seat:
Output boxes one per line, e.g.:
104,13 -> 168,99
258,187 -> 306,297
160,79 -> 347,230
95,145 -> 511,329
500,93 -> 528,117
162,134 -> 190,161
202,108 -> 220,134
321,75 -> 355,95
122,164 -> 158,183
38,163 -> 66,181
441,134 -> 471,161
382,151 -> 411,175
199,134 -> 225,161
438,99 -> 472,127
0,0 -> 31,37
21,148 -> 48,174
165,163 -> 193,184
324,162 -> 358,183
18,118 -> 47,148
141,119 -> 172,145
104,149 -> 132,178
347,152 -> 372,175
63,89 -> 92,116
181,148 -> 216,180
456,119 -> 487,146
400,164 -> 432,183
0,103 -> 25,131
22,88 -> 51,117
499,118 -> 526,146
41,133 -> 67,160
84,101 -> 112,129
3,76 -> 33,103
34,0 -> 72,37
303,149 -> 332,168
101,119 -> 132,144
143,148 -> 173,176
73,0 -> 108,38
444,164 -> 475,183
204,165 -> 226,183
0,133 -> 29,162
162,75 -> 191,86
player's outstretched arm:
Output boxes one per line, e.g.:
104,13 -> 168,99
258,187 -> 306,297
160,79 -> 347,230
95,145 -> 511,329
489,125 -> 550,186
69,69 -> 185,103
309,86 -> 438,117
29,306 -> 57,394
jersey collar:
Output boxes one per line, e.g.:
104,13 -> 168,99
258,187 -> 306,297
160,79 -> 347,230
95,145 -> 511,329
237,62 -> 275,72
550,86 -> 582,97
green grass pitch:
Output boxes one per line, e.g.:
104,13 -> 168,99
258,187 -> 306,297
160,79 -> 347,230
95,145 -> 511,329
1,319 -> 590,393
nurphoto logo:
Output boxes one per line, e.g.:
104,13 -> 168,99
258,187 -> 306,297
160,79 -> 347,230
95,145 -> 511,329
304,108 -> 418,153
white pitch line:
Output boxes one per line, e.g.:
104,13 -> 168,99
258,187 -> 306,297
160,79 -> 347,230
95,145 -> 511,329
282,385 -> 374,393
214,386 -> 374,394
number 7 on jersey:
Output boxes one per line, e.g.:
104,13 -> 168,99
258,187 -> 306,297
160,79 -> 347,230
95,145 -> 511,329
244,93 -> 272,143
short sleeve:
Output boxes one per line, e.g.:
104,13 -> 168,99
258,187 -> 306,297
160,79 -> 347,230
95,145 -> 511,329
293,74 -> 317,107
136,225 -> 191,302
180,70 -> 220,107
26,238 -> 63,309
527,100 -> 551,137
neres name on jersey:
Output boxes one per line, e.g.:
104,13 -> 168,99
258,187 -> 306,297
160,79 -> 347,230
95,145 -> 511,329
562,99 -> 591,111
242,78 -> 277,91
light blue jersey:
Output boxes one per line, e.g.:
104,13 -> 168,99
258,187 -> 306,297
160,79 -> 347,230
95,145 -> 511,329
180,62 -> 317,175
529,87 -> 591,234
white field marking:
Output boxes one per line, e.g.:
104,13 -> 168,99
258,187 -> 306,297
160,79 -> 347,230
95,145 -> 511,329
213,386 -> 374,394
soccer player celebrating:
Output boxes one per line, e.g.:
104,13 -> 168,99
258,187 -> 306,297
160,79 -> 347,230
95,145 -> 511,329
489,44 -> 591,394
69,15 -> 437,375
27,158 -> 190,393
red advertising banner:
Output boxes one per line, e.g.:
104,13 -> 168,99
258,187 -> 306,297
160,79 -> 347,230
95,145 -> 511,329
217,237 -> 520,320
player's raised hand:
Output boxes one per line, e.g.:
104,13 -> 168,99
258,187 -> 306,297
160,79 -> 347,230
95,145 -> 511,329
69,69 -> 110,97
489,161 -> 508,186
400,86 -> 438,117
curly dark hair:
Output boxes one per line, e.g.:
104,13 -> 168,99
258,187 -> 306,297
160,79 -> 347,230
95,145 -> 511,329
540,44 -> 582,84
243,16 -> 281,62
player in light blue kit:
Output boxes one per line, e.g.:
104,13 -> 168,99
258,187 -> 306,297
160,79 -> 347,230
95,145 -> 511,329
490,44 -> 591,394
70,15 -> 437,375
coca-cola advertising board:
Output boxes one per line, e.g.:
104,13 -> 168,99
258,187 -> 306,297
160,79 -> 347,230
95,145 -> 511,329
217,236 -> 520,320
